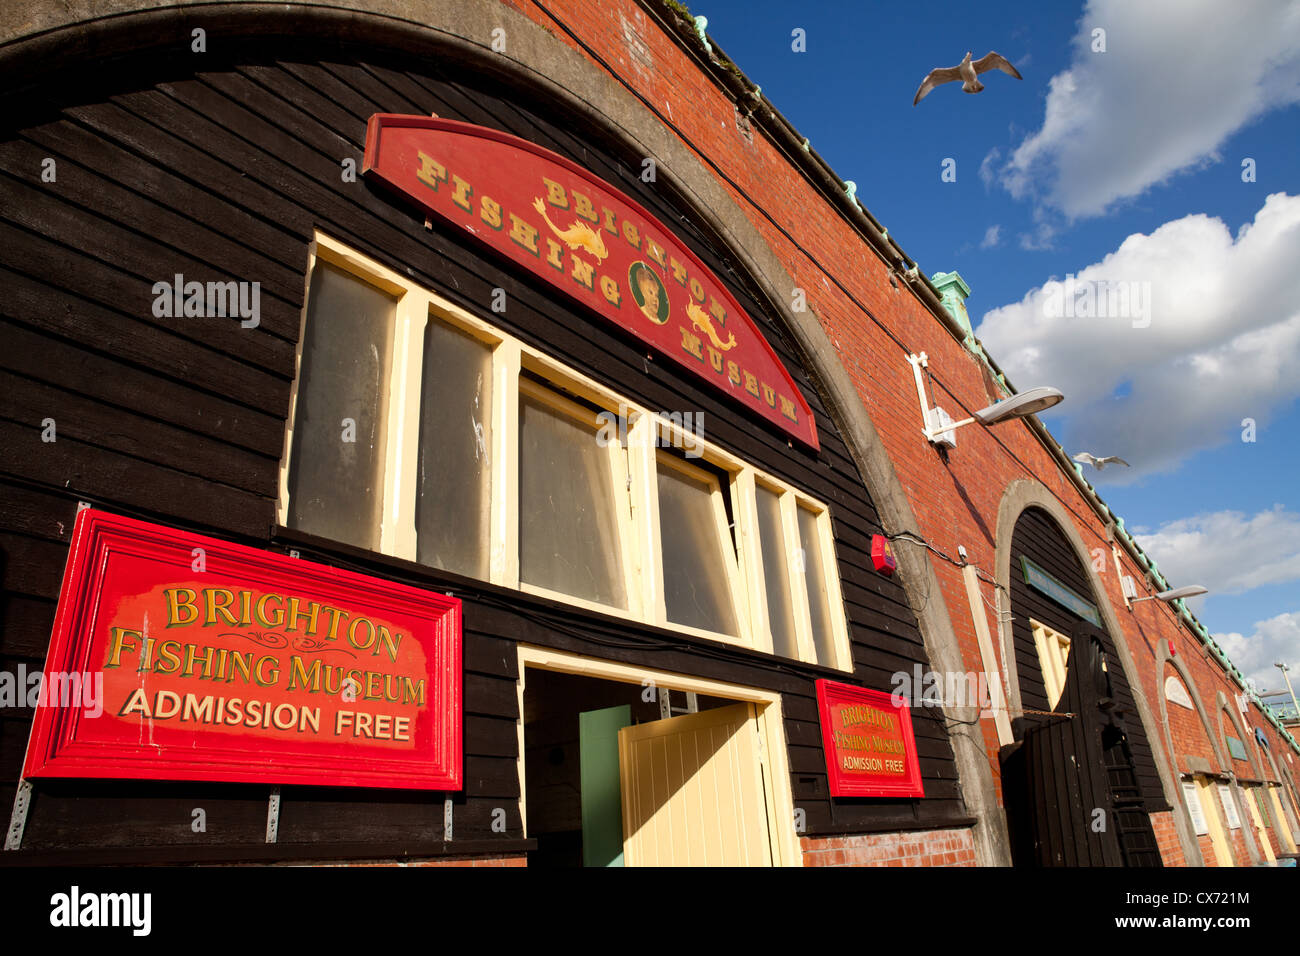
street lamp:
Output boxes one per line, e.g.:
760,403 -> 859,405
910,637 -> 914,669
1129,585 -> 1209,605
1276,663 -> 1300,724
907,352 -> 1064,447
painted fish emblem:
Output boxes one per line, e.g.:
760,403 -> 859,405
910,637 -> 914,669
687,301 -> 736,351
533,197 -> 609,262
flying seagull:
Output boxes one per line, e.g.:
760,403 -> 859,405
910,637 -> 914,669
913,51 -> 1023,106
1073,452 -> 1131,471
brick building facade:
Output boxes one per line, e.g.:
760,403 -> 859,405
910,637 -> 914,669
0,0 -> 1297,867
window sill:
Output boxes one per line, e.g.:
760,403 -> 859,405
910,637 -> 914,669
270,524 -> 861,681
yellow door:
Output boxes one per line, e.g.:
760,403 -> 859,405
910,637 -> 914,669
1267,786 -> 1298,853
1244,785 -> 1275,862
1193,776 -> 1234,867
618,702 -> 772,866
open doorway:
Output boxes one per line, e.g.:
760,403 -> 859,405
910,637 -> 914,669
516,646 -> 798,867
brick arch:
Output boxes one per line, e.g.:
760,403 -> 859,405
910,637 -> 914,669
1212,691 -> 1265,864
1215,692 -> 1262,780
994,479 -> 1191,863
1153,642 -> 1238,865
0,0 -> 1013,863
1239,703 -> 1299,848
1157,656 -> 1229,773
994,482 -> 1169,761
1274,758 -> 1300,835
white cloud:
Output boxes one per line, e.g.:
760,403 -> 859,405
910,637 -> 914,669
991,0 -> 1300,219
975,193 -> 1300,477
979,224 -> 1002,249
1136,506 -> 1300,691
1135,506 -> 1300,595
1216,612 -> 1300,693
979,148 -> 1001,189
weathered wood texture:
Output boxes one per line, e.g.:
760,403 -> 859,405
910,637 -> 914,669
1007,507 -> 1166,811
0,38 -> 969,856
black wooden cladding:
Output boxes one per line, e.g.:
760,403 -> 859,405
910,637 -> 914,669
1007,508 -> 1167,812
1002,632 -> 1161,866
0,37 -> 969,858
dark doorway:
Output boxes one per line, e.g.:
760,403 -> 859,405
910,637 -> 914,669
1001,630 -> 1162,866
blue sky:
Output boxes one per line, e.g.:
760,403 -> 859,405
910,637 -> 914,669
694,0 -> 1300,695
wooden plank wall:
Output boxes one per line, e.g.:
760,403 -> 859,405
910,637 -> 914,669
0,37 -> 970,856
1008,507 -> 1166,810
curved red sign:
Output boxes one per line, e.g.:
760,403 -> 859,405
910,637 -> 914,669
362,114 -> 818,450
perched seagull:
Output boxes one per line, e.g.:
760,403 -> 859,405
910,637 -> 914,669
913,51 -> 1023,105
1073,452 -> 1131,471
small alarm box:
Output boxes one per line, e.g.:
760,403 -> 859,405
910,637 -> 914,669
871,535 -> 897,576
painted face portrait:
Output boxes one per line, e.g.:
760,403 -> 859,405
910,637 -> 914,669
629,262 -> 669,324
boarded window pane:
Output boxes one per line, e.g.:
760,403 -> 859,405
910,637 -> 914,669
756,486 -> 799,657
798,506 -> 837,666
287,262 -> 394,551
415,317 -> 492,578
519,392 -> 627,609
657,458 -> 738,636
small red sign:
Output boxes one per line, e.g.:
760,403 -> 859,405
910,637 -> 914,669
23,509 -> 462,790
362,114 -> 818,450
816,679 -> 924,798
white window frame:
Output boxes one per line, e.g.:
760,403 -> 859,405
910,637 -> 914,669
279,232 -> 853,671
649,448 -> 750,646
515,374 -> 640,620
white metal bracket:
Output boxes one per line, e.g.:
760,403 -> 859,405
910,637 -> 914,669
4,779 -> 33,850
265,786 -> 281,843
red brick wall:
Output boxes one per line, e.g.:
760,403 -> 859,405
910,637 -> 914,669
489,0 -> 1300,865
1227,822 -> 1251,865
1150,811 -> 1185,867
1162,666 -> 1219,771
801,828 -> 977,867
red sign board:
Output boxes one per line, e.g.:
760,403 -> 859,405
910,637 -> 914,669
23,509 -> 462,791
816,679 -> 924,798
362,114 -> 818,450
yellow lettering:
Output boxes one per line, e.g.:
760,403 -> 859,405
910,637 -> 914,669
165,588 -> 199,627
545,237 -> 564,271
679,326 -> 704,361
104,627 -> 140,669
569,254 -> 595,291
288,656 -> 322,693
599,274 -> 622,307
508,212 -> 540,255
480,195 -> 503,230
450,175 -> 473,212
571,190 -> 598,223
779,394 -> 798,422
669,257 -> 688,287
542,176 -> 568,209
645,238 -> 667,268
416,151 -> 447,191
707,296 -> 727,326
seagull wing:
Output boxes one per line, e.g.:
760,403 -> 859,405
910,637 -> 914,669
1099,456 -> 1131,468
973,52 -> 1023,80
1071,452 -> 1096,465
913,66 -> 963,105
